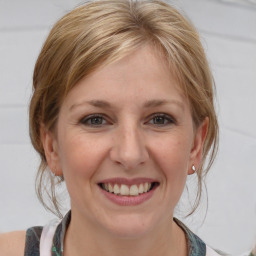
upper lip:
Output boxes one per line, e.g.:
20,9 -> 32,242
98,177 -> 159,185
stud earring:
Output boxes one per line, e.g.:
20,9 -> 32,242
192,165 -> 196,173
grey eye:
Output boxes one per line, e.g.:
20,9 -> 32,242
148,114 -> 174,126
90,116 -> 103,125
80,115 -> 107,126
152,116 -> 167,124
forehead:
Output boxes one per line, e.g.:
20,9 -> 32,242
63,44 -> 188,111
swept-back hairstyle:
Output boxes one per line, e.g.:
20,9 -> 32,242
29,0 -> 218,218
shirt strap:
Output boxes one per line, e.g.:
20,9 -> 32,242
40,219 -> 60,256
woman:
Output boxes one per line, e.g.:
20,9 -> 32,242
0,0 -> 227,255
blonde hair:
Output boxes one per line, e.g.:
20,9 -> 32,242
29,0 -> 218,218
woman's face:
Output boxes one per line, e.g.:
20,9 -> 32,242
44,44 -> 206,237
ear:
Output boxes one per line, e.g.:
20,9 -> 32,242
40,125 -> 62,176
188,117 -> 209,175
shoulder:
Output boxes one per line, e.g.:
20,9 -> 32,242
0,230 -> 26,256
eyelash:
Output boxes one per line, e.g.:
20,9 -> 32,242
79,113 -> 175,127
148,113 -> 175,126
80,114 -> 108,126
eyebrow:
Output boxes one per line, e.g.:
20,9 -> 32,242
70,100 -> 111,111
69,99 -> 184,111
143,99 -> 184,110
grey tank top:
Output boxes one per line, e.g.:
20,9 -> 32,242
24,210 -> 222,256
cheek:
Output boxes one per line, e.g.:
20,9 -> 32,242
150,136 -> 191,198
58,133 -> 107,180
57,134 -> 110,208
152,135 -> 192,173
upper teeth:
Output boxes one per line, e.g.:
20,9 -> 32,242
102,182 -> 152,196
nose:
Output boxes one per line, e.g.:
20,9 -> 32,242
109,124 -> 149,170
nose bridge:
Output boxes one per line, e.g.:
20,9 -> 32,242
110,121 -> 148,169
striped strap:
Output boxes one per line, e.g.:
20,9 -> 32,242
40,219 -> 60,256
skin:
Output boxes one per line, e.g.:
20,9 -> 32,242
0,44 -> 208,256
0,231 -> 25,256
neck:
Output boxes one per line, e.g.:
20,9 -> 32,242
63,210 -> 187,256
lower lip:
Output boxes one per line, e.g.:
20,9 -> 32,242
100,186 -> 157,206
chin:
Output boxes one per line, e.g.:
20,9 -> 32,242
102,213 -> 159,239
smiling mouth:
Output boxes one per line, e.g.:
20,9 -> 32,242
98,182 -> 159,196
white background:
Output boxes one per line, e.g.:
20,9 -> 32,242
0,0 -> 256,254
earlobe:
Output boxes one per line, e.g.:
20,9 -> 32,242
40,125 -> 62,176
188,117 -> 209,175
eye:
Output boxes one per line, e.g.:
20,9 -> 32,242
80,114 -> 107,126
148,114 -> 175,126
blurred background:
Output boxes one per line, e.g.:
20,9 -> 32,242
0,0 -> 256,254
